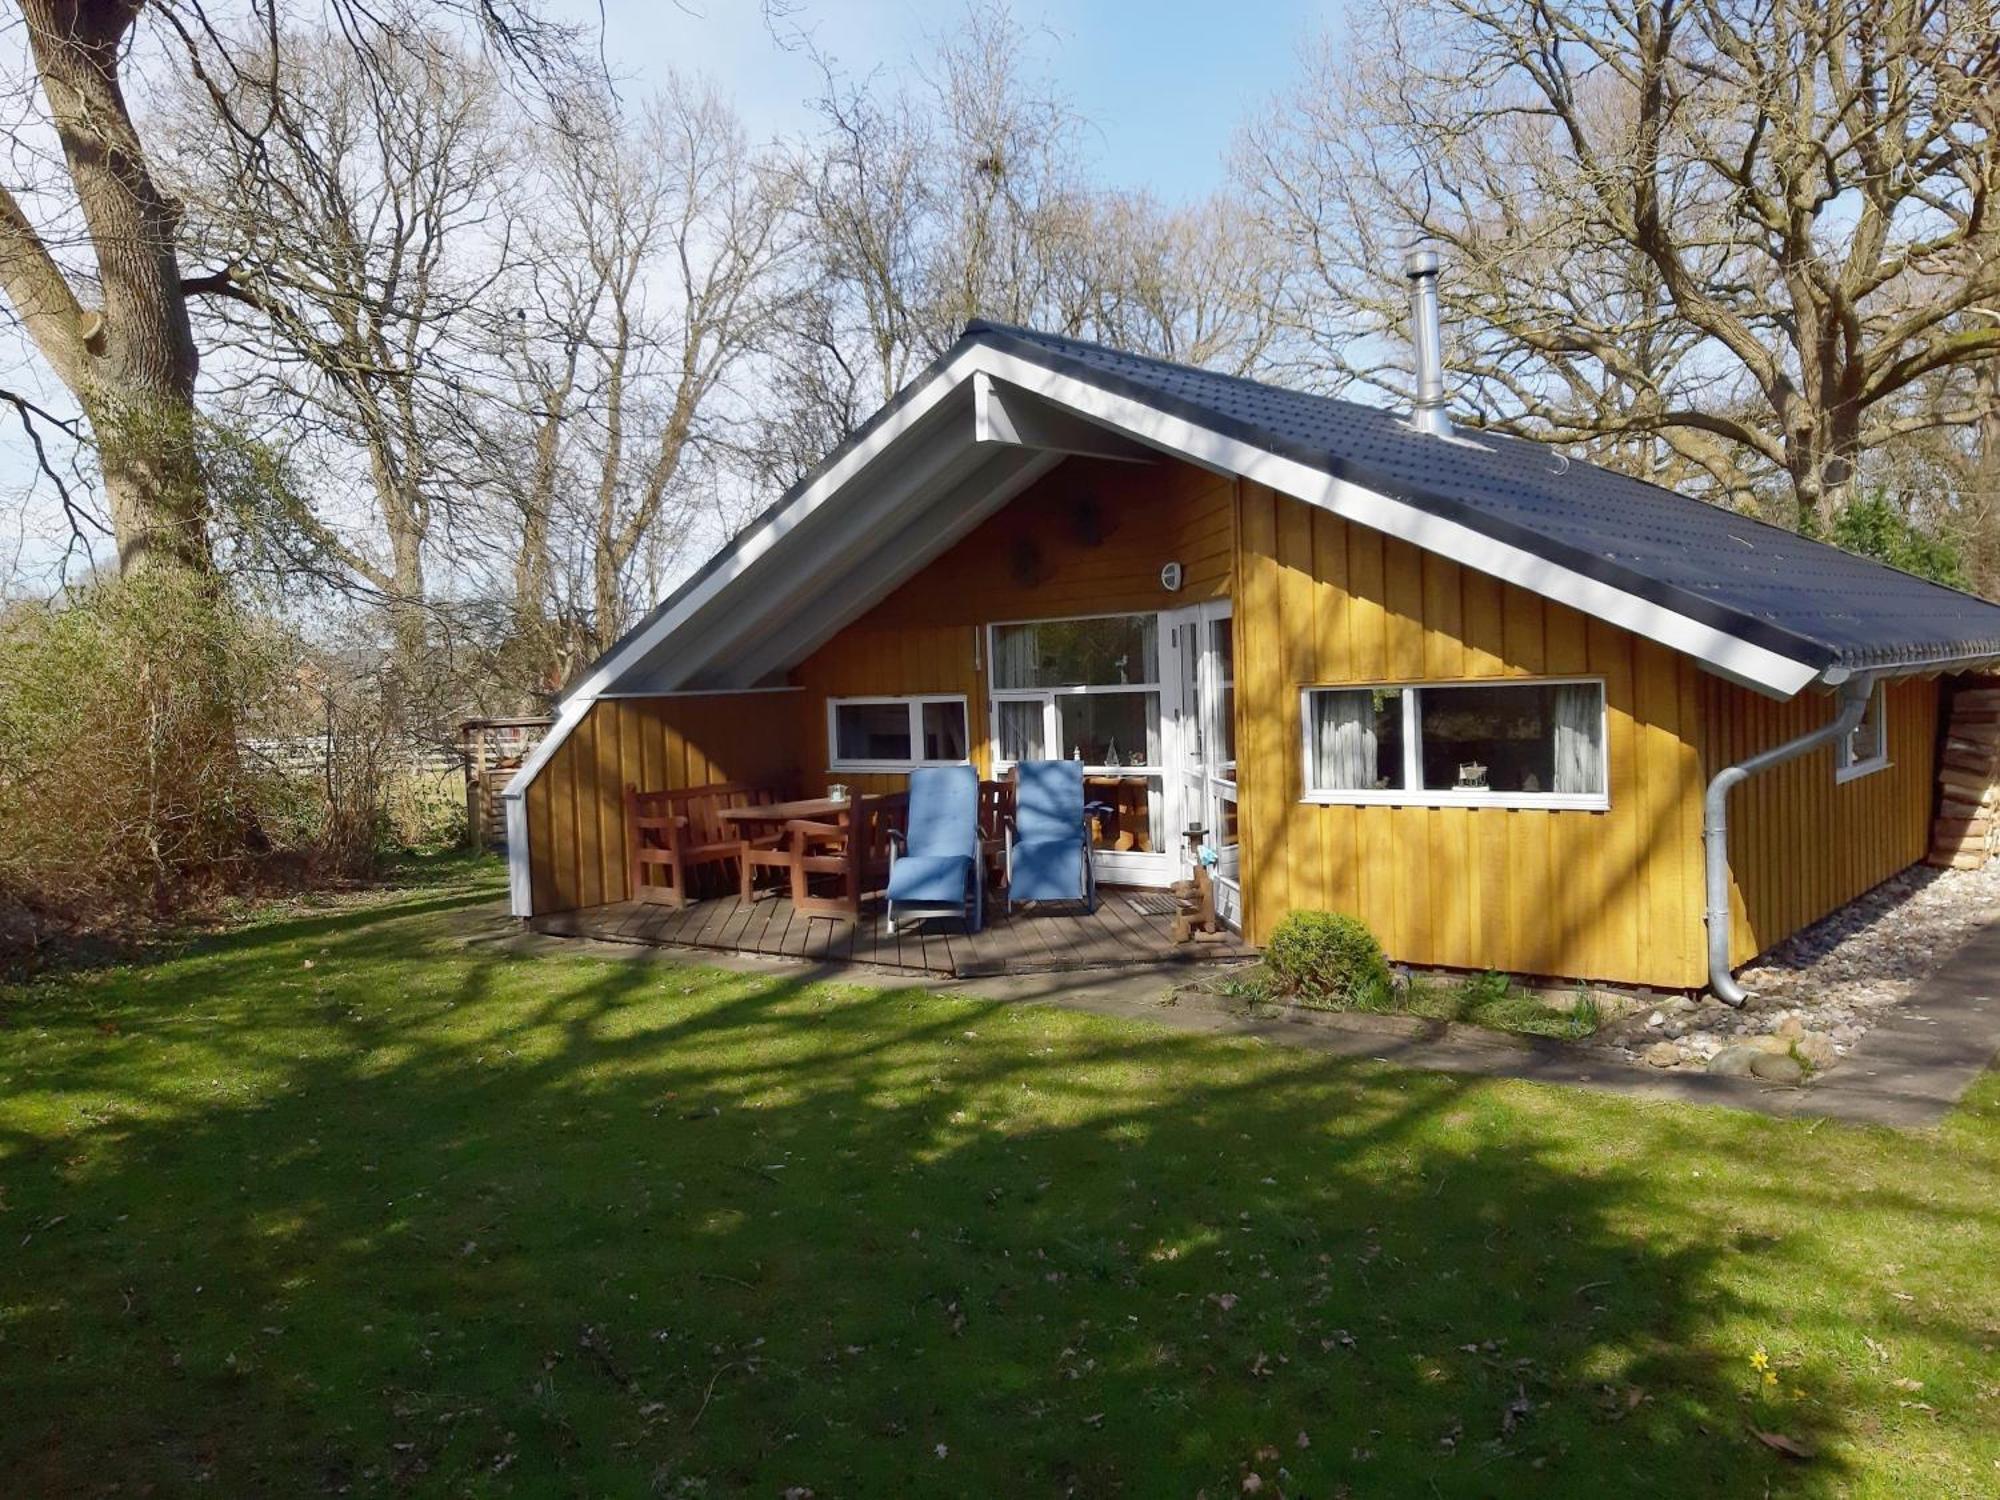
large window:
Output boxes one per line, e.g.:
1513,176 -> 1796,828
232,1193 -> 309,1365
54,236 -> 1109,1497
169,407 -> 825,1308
990,612 -> 1165,852
828,695 -> 969,772
1835,682 -> 1888,782
1303,678 -> 1607,809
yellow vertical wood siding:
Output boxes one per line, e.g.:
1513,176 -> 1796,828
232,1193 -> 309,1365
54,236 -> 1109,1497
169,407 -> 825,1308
1234,484 -> 1711,988
791,455 -> 1236,795
1704,674 -> 1939,967
524,693 -> 801,914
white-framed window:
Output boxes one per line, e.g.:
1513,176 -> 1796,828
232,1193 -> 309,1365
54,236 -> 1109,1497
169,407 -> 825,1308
1835,681 -> 1889,783
827,695 -> 970,772
1301,677 -> 1609,811
987,611 -> 1166,851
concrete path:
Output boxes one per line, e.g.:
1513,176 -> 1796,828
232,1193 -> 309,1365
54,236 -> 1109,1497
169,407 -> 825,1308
947,963 -> 2000,1128
474,905 -> 2000,1129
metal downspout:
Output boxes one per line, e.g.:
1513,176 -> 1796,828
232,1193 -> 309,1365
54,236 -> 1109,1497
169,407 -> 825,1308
1703,673 -> 1875,1005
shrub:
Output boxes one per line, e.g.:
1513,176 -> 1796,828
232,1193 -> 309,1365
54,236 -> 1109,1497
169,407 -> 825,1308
0,572 -> 277,929
1263,910 -> 1391,1008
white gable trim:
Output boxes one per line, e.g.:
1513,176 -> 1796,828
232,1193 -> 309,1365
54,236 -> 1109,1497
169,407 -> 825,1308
503,341 -> 1824,917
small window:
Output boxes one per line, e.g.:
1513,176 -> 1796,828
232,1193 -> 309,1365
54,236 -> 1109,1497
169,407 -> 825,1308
991,614 -> 1158,689
1303,679 -> 1607,809
1835,683 -> 1888,782
829,696 -> 970,772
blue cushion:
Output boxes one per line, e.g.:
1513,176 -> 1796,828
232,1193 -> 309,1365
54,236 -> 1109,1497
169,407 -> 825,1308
905,765 -> 979,860
887,853 -> 974,905
1010,837 -> 1085,901
1015,760 -> 1084,844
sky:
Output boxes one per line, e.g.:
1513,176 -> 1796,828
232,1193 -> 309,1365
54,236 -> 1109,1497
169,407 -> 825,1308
552,0 -> 1344,203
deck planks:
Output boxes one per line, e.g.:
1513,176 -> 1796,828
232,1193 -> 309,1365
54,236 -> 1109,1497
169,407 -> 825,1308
531,890 -> 1255,978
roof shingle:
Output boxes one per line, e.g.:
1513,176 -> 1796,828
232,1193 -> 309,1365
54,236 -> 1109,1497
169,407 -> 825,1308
967,319 -> 2000,676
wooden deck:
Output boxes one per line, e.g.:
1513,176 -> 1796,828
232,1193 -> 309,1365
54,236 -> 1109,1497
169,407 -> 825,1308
529,890 -> 1255,978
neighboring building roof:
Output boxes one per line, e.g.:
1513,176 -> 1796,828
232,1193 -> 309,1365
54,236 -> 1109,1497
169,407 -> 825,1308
964,320 -> 2000,679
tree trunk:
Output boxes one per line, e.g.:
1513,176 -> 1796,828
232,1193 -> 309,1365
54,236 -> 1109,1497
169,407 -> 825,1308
19,0 -> 209,576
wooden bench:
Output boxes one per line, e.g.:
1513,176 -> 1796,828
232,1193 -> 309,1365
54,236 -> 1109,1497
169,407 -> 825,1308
624,782 -> 788,907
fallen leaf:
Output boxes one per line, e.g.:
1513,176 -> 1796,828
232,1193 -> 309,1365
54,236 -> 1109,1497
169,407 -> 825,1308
1753,1429 -> 1815,1461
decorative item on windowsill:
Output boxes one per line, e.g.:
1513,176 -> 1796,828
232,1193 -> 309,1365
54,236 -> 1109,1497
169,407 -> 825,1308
1456,761 -> 1489,789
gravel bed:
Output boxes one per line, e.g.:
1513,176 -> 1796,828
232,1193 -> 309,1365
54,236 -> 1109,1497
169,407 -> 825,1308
1588,861 -> 2000,1083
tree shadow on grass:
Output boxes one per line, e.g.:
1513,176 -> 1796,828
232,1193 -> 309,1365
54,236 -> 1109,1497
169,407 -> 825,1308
2,899 -> 1943,1496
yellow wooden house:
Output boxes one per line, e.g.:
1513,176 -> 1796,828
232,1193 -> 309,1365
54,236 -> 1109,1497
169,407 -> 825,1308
504,283 -> 2000,996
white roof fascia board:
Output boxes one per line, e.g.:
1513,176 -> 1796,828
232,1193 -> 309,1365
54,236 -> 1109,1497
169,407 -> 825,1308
973,370 -> 1155,463
642,422 -> 994,691
715,447 -> 1062,688
971,347 -> 1822,698
573,348 -> 982,706
501,349 -> 983,824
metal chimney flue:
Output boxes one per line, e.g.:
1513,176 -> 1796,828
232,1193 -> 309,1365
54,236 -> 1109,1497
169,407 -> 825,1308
1403,246 -> 1453,439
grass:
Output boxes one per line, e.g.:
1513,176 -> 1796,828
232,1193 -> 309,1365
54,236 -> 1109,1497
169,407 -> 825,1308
1221,961 -> 1606,1040
1,854 -> 1995,1496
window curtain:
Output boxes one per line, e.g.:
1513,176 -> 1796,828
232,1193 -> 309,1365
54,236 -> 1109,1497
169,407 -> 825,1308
992,624 -> 1039,690
1552,684 -> 1602,794
1310,690 -> 1376,791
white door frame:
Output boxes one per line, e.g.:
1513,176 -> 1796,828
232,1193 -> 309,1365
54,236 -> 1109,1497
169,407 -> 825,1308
985,611 -> 1176,888
1163,599 -> 1241,928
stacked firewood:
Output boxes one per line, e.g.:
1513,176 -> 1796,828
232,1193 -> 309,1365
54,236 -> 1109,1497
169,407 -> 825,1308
1928,683 -> 2000,869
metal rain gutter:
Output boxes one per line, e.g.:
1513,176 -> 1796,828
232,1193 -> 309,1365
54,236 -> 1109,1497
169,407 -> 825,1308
1702,672 -> 1876,1005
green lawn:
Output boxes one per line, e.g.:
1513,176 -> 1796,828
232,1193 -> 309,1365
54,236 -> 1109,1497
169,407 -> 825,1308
2,857 -> 1996,1496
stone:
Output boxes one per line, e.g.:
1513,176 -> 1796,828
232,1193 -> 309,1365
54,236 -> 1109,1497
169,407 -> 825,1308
1750,1051 -> 1807,1085
1778,1015 -> 1806,1039
1646,1010 -> 1666,1028
1707,1045 -> 1762,1078
1794,1033 -> 1837,1070
1750,1034 -> 1795,1056
1642,1041 -> 1681,1068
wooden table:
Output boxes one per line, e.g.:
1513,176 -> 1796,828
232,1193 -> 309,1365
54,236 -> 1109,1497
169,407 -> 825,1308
719,795 -> 893,918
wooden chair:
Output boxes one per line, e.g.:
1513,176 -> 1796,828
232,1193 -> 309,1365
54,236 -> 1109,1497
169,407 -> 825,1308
624,782 -> 786,907
977,778 -> 1015,892
783,792 -> 908,919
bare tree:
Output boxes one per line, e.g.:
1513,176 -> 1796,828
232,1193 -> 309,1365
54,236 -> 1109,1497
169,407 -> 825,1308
1244,0 -> 2000,527
493,78 -> 795,673
160,26 -> 514,684
0,0 -> 579,580
762,0 -> 1292,484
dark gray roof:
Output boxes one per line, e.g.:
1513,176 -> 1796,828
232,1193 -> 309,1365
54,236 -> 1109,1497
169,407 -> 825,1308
966,319 -> 2000,677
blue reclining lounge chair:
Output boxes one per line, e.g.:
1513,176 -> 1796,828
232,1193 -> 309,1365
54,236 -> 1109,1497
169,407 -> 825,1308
884,765 -> 984,934
1006,760 -> 1098,914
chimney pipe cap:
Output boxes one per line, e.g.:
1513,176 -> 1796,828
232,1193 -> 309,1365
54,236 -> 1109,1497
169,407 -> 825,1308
1403,245 -> 1441,279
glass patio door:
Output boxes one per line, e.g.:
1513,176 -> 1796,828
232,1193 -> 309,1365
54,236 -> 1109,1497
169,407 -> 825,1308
987,612 -> 1173,886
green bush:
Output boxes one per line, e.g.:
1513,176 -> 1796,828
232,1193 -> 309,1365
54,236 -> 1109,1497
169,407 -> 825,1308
1263,910 -> 1392,1008
0,572 -> 277,927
